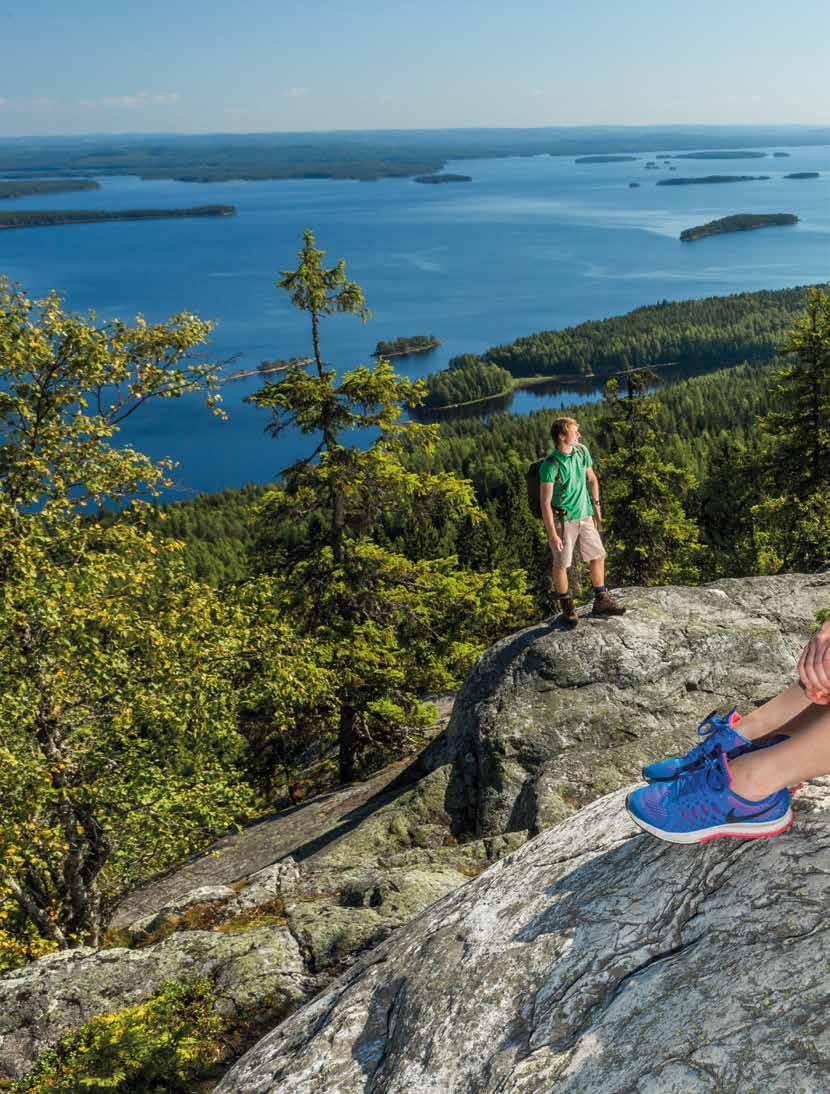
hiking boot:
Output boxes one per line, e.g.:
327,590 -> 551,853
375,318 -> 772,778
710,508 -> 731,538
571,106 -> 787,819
592,590 -> 626,616
558,596 -> 578,629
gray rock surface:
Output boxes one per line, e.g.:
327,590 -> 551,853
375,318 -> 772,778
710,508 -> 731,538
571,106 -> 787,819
216,778 -> 830,1093
441,574 -> 830,837
0,926 -> 309,1083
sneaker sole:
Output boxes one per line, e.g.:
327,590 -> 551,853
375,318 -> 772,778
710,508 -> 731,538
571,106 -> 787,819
625,796 -> 793,844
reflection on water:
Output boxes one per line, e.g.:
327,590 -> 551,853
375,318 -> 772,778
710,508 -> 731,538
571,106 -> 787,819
410,360 -> 734,424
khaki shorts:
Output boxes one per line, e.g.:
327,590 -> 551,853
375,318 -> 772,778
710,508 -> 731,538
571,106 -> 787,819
550,516 -> 606,569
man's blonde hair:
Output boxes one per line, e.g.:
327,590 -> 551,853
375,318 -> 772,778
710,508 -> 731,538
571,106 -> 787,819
551,416 -> 578,444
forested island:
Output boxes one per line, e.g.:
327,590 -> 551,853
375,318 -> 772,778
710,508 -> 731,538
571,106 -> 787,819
0,206 -> 236,230
575,155 -> 638,163
413,173 -> 472,184
420,355 -> 514,409
785,171 -> 820,179
373,334 -> 441,358
672,150 -> 768,160
479,284 -> 820,378
0,179 -> 100,199
680,213 -> 798,242
657,174 -> 769,186
773,152 -> 791,157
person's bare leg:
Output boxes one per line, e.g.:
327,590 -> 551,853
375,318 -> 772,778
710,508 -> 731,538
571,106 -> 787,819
734,682 -> 814,741
588,557 -> 605,587
552,565 -> 569,596
729,701 -> 830,800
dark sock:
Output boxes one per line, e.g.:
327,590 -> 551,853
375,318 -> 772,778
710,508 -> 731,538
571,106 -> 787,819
593,585 -> 607,595
559,593 -> 572,605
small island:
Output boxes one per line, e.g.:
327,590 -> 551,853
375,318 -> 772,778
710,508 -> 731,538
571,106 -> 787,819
680,213 -> 798,242
773,152 -> 791,158
0,206 -> 237,230
574,155 -> 638,164
785,171 -> 820,180
413,174 -> 472,185
628,182 -> 640,188
657,174 -> 770,186
0,179 -> 100,200
373,334 -> 441,358
672,150 -> 767,160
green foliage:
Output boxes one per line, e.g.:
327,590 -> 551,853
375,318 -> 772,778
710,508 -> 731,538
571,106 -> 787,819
0,279 -> 253,956
750,288 -> 830,572
374,334 -> 439,357
483,285 -> 825,378
250,232 -> 532,781
15,978 -> 225,1092
597,372 -> 702,586
422,358 -> 512,409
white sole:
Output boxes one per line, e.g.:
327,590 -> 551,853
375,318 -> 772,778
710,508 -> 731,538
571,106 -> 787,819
625,801 -> 793,844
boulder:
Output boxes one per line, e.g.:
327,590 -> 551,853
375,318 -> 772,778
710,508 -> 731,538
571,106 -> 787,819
216,778 -> 830,1093
0,926 -> 310,1083
441,574 -> 830,836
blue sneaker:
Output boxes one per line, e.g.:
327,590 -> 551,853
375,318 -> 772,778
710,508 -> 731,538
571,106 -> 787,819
626,750 -> 792,844
642,708 -> 749,782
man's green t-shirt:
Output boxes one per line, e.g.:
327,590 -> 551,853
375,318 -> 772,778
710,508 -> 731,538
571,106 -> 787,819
539,444 -> 595,522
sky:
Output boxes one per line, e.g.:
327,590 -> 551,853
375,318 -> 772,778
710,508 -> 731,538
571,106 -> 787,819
1,0 -> 829,137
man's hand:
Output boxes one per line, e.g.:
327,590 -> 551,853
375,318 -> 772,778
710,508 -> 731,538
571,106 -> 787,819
592,502 -> 602,531
798,619 -> 830,704
550,534 -> 564,553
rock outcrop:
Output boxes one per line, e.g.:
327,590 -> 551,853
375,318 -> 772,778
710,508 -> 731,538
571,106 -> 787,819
2,574 -> 827,1084
217,778 -> 830,1093
438,573 -> 830,836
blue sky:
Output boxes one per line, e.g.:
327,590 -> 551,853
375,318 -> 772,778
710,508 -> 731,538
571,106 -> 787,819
1,0 -> 829,136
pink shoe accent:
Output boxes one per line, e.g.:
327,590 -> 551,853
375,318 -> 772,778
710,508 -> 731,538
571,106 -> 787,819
789,783 -> 803,794
729,709 -> 743,727
698,818 -> 793,843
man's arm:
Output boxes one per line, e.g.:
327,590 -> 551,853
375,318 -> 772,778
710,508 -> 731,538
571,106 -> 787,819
540,481 -> 564,551
586,467 -> 602,525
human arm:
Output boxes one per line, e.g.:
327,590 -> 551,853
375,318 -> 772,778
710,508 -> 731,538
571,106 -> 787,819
798,618 -> 830,704
540,481 -> 564,552
586,466 -> 602,528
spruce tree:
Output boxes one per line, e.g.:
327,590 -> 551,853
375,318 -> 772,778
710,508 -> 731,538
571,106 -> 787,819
250,232 -> 531,782
751,288 -> 830,572
600,370 -> 702,586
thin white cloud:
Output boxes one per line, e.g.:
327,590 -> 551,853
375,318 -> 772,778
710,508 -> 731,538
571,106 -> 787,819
80,91 -> 180,109
284,87 -> 308,98
0,98 -> 7,107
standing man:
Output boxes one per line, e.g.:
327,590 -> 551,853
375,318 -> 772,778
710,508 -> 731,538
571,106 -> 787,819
539,416 -> 625,627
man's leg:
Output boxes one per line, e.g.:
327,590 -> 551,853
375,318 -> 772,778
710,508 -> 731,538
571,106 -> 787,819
552,564 -> 569,597
588,557 -> 605,588
576,520 -> 624,615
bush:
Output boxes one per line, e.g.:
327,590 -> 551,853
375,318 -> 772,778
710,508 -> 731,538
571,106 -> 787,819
16,978 -> 226,1092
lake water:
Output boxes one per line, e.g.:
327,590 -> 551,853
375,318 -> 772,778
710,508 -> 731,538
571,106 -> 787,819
2,146 -> 829,497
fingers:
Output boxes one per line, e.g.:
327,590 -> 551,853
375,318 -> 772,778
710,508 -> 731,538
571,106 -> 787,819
800,628 -> 830,696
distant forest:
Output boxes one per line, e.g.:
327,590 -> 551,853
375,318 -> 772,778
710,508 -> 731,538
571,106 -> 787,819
0,206 -> 236,229
1,127 -> 829,182
0,179 -> 99,199
481,285 -> 823,378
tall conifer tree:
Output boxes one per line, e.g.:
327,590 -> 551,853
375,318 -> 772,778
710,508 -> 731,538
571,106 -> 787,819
600,370 -> 701,586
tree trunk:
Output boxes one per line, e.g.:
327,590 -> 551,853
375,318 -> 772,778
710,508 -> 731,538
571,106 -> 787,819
338,704 -> 359,784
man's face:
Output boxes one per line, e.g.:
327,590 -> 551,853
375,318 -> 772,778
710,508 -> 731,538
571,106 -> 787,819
568,422 -> 581,445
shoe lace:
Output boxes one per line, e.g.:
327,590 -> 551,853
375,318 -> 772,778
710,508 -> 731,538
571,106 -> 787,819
668,753 -> 729,802
681,712 -> 730,766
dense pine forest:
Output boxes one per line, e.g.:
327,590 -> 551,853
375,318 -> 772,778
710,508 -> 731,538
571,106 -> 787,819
481,285 -> 825,377
1,237 -> 828,1011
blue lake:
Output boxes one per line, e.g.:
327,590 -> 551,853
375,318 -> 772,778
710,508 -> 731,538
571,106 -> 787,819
1,146 -> 829,497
